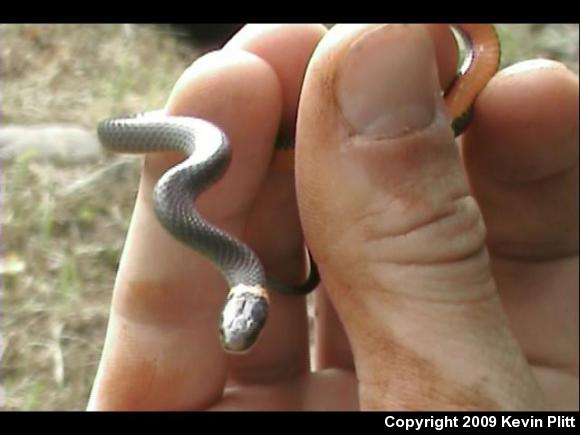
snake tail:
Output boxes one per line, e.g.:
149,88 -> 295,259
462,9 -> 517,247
447,24 -> 501,136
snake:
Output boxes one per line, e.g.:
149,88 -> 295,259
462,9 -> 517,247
97,24 -> 500,354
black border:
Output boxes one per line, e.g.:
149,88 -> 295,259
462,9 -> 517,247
0,2 -> 578,23
0,411 -> 578,432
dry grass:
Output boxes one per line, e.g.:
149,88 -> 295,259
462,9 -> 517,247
1,24 -> 578,411
1,24 -> 193,411
1,24 -> 194,126
496,24 -> 579,74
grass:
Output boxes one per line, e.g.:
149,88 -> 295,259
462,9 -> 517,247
1,24 -> 578,411
1,151 -> 141,410
1,24 -> 193,411
1,24 -> 194,126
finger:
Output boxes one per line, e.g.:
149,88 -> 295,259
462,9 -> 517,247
313,24 -> 459,371
312,287 -> 354,371
296,24 -> 544,410
89,49 -> 283,410
461,60 -> 579,260
227,24 -> 328,131
221,24 -> 329,382
460,61 -> 579,381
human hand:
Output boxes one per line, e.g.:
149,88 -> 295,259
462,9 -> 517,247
88,24 -> 578,411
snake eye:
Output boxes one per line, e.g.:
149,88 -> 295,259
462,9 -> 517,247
219,285 -> 269,353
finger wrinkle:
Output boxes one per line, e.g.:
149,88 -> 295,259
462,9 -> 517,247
356,329 -> 502,410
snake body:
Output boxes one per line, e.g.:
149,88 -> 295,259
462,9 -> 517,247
98,24 -> 500,354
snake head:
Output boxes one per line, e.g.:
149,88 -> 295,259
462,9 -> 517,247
219,284 -> 269,353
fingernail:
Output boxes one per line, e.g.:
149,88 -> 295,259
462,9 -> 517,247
336,25 -> 441,138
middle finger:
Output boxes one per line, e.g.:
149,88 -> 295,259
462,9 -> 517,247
222,24 -> 328,382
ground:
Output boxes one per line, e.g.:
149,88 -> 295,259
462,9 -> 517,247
0,24 -> 578,411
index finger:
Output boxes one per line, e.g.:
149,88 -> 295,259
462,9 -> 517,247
88,48 -> 283,410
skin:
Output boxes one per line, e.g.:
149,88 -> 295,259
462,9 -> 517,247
88,24 -> 579,411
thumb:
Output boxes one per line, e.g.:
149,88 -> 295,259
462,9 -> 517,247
296,24 -> 544,410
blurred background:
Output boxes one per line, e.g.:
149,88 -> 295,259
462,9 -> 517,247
0,23 -> 578,411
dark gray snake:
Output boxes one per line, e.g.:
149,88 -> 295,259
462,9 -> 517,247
98,24 -> 499,354
98,111 -> 319,353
